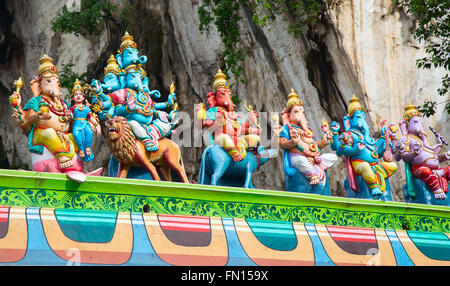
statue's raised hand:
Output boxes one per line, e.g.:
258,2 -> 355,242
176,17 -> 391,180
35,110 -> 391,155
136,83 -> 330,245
9,91 -> 22,107
323,131 -> 333,144
167,93 -> 176,107
90,79 -> 103,94
387,124 -> 398,139
150,90 -> 161,99
10,91 -> 25,124
435,131 -> 444,146
330,121 -> 340,133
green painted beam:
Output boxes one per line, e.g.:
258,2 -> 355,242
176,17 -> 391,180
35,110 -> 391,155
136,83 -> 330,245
0,169 -> 449,233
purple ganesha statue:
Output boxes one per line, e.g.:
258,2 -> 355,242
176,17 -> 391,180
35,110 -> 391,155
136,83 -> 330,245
390,103 -> 450,205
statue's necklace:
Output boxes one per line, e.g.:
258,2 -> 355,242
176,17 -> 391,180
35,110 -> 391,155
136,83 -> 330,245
41,96 -> 69,123
291,124 -> 317,152
131,89 -> 153,114
41,96 -> 66,116
217,107 -> 239,129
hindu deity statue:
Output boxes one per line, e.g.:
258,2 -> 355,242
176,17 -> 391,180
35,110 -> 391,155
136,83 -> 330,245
9,54 -> 102,182
330,95 -> 397,200
196,69 -> 261,162
390,103 -> 450,205
196,69 -> 276,188
277,88 -> 337,195
91,32 -> 178,152
88,31 -> 181,180
70,79 -> 101,163
115,31 -> 147,70
90,55 -> 124,120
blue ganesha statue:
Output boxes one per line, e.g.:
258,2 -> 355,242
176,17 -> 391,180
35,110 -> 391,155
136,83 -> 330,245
89,32 -> 180,180
276,89 -> 337,195
91,32 -> 177,151
330,95 -> 397,201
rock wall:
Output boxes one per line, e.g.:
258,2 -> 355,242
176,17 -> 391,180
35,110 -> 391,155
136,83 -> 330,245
0,0 -> 447,199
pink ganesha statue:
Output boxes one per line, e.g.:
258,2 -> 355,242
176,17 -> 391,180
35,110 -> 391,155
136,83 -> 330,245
9,54 -> 102,182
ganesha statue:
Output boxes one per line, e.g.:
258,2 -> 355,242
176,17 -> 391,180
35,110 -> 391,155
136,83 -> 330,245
330,95 -> 397,200
196,69 -> 276,188
390,103 -> 450,206
276,89 -> 337,195
89,31 -> 181,180
9,54 -> 102,182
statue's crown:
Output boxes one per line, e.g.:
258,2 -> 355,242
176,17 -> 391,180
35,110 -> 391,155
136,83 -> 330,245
403,102 -> 421,121
140,65 -> 147,78
348,95 -> 364,117
104,55 -> 122,75
123,64 -> 143,74
38,54 -> 58,78
119,31 -> 138,54
71,79 -> 83,95
213,69 -> 230,91
286,88 -> 303,111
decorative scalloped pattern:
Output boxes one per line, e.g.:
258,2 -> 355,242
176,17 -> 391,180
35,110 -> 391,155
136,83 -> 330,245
0,187 -> 448,233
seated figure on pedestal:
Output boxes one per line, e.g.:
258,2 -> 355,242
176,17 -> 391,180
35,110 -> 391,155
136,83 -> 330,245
390,103 -> 450,206
88,32 -> 185,182
330,95 -> 397,200
9,55 -> 102,182
196,69 -> 276,188
277,88 -> 337,195
91,32 -> 178,152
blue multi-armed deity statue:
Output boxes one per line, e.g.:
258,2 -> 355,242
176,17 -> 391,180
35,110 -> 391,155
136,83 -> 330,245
90,31 -> 184,181
330,95 -> 397,201
91,32 -> 178,151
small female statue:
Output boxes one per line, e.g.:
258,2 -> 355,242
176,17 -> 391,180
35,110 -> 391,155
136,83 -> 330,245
70,79 -> 101,162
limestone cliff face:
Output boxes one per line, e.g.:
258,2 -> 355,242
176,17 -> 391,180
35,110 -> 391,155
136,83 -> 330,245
0,0 -> 447,199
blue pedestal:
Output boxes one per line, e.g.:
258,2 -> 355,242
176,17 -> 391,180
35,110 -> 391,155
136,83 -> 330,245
284,170 -> 330,196
344,175 -> 393,201
403,178 -> 450,206
108,156 -> 153,180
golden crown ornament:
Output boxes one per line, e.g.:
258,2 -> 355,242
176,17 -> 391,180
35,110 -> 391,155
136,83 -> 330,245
38,54 -> 58,78
286,88 -> 303,112
403,103 -> 421,121
348,95 -> 364,117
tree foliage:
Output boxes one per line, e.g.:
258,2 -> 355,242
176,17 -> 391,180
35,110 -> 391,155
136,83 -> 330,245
395,0 -> 450,116
251,0 -> 323,38
51,0 -> 117,37
198,0 -> 324,85
59,63 -> 87,99
199,0 -> 244,83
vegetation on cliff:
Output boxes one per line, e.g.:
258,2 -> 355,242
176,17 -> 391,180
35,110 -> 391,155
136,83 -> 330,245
50,0 -> 117,37
198,0 -> 323,85
50,0 -> 448,116
395,0 -> 449,116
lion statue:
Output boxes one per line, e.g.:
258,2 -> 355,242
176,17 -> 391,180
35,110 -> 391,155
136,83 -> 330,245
104,116 -> 189,183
